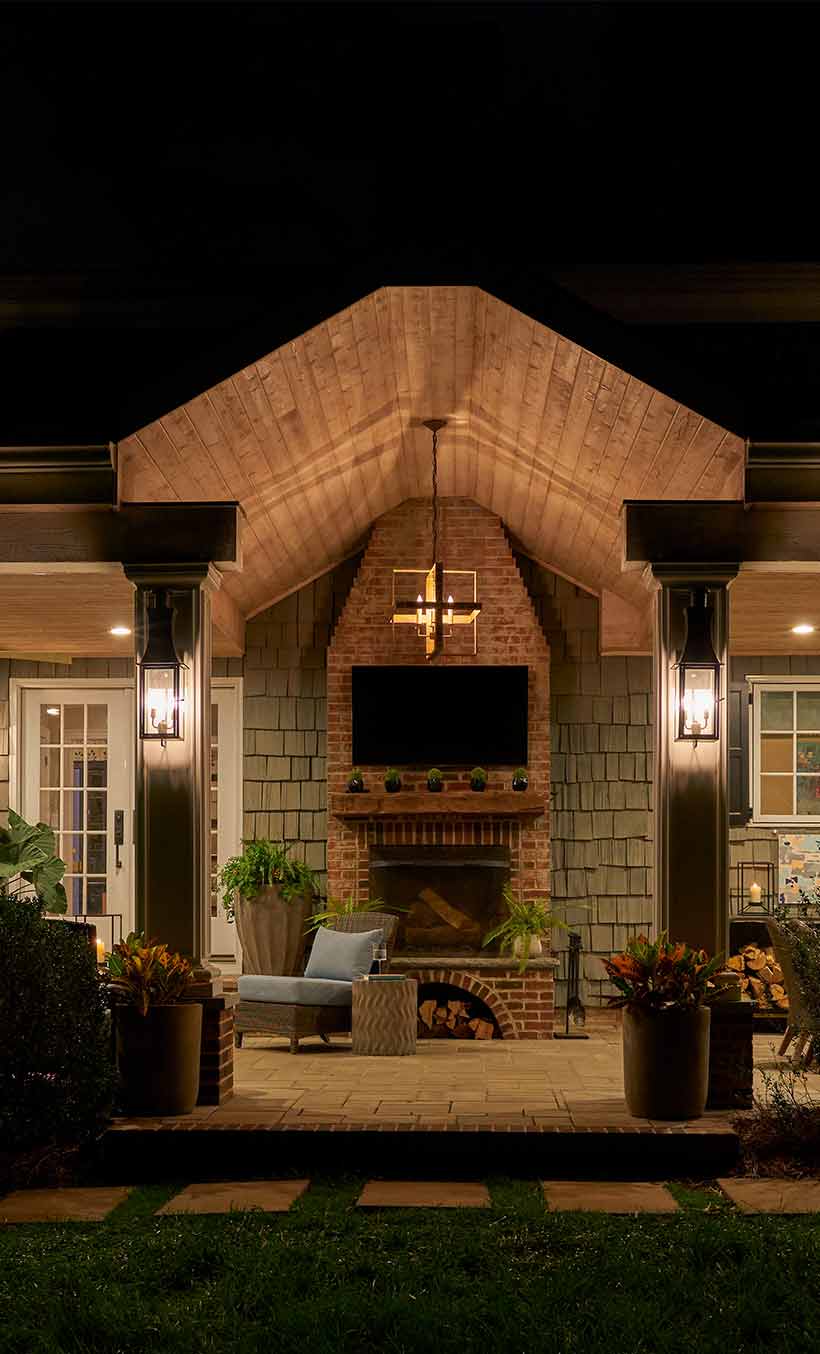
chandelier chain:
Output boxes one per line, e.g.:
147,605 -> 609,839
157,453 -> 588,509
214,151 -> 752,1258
431,424 -> 439,562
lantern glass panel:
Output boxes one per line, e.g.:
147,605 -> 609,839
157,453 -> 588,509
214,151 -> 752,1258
141,666 -> 179,740
680,665 -> 717,739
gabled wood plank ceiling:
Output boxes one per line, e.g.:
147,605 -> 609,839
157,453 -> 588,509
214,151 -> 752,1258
119,286 -> 748,651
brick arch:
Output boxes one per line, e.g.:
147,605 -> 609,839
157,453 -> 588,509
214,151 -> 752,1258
415,968 -> 518,1039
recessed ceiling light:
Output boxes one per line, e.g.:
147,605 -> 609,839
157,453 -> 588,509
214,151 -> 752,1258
792,623 -> 816,635
109,625 -> 132,637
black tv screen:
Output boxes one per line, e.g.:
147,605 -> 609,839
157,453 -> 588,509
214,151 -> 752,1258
351,665 -> 529,767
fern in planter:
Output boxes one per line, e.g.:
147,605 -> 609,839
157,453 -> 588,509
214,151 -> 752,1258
482,885 -> 569,973
219,840 -> 318,923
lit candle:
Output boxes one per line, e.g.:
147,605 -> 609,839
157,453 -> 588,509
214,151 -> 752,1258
749,882 -> 762,904
416,594 -> 424,626
95,938 -> 106,965
446,594 -> 454,626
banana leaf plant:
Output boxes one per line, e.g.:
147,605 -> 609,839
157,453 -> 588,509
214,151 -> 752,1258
0,808 -> 68,913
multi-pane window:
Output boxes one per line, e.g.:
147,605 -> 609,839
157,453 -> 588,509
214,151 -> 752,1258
38,702 -> 108,914
752,681 -> 820,823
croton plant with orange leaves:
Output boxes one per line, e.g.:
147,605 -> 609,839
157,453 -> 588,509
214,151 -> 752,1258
602,932 -> 723,1012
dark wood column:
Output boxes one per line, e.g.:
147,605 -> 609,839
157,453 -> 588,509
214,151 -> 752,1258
124,562 -> 222,990
653,565 -> 737,959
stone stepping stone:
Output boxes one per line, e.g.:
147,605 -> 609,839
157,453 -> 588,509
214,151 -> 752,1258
357,1181 -> 491,1209
543,1181 -> 679,1213
718,1178 -> 820,1213
0,1186 -> 132,1224
156,1180 -> 310,1215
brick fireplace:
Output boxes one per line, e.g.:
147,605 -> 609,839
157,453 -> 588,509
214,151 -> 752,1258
326,498 -> 555,1038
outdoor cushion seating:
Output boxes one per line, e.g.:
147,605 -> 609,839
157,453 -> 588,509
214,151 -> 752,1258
237,976 -> 355,1006
235,911 -> 398,1054
303,925 -> 383,981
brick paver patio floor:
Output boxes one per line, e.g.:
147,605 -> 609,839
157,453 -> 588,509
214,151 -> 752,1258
112,1031 -> 811,1133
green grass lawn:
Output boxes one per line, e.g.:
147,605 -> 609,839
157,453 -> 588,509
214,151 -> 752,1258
2,1177 -> 820,1354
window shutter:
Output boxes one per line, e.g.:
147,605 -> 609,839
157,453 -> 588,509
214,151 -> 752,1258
728,683 -> 752,826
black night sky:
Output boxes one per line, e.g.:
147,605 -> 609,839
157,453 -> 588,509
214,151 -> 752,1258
4,1 -> 820,443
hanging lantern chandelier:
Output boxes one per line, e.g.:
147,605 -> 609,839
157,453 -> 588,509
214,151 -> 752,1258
391,419 -> 481,659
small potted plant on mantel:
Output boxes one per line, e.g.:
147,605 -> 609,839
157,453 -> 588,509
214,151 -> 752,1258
469,766 -> 488,792
107,933 -> 201,1116
426,767 -> 444,793
512,767 -> 529,792
603,933 -> 722,1121
384,768 -> 402,793
347,768 -> 366,793
219,840 -> 318,975
482,885 -> 568,974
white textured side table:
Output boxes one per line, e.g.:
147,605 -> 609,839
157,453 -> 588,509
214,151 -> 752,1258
351,978 -> 417,1056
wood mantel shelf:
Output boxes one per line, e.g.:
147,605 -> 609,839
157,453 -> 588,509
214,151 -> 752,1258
330,791 -> 547,820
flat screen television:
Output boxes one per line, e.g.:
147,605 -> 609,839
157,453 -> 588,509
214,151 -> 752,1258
351,665 -> 529,767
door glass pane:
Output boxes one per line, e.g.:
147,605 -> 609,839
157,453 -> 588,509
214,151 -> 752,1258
798,776 -> 820,815
761,735 -> 792,773
86,748 -> 107,788
761,776 -> 793,816
39,704 -> 60,743
86,835 -> 106,874
39,747 -> 61,787
63,748 -> 84,787
86,879 -> 106,915
67,877 -> 83,914
62,834 -> 83,873
761,691 -> 793,731
39,790 -> 60,827
63,705 -> 84,745
797,692 -> 820,732
86,705 -> 108,743
87,791 -> 106,831
62,790 -> 84,833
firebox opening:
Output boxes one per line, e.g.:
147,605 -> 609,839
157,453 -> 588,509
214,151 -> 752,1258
417,982 -> 501,1040
370,845 -> 510,954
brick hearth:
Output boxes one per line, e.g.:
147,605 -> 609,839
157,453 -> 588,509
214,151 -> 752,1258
325,499 -> 553,1037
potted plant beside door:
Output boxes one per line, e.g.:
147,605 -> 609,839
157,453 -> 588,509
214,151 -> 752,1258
219,840 -> 318,975
107,933 -> 201,1116
603,933 -> 723,1120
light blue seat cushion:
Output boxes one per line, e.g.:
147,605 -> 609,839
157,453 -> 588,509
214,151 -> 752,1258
304,925 -> 384,981
238,975 -> 353,1007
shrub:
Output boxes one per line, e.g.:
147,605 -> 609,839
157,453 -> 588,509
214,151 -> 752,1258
0,896 -> 114,1152
734,1066 -> 820,1175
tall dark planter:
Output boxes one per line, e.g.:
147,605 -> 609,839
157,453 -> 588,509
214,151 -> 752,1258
622,1005 -> 711,1120
116,1003 -> 203,1116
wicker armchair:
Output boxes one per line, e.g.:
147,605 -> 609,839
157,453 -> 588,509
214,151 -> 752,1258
235,910 -> 398,1054
767,919 -> 820,1068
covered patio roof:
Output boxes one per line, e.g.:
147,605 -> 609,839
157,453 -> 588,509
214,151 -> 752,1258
3,285 -> 817,657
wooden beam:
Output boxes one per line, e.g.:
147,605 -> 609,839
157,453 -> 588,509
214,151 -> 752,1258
0,445 -> 116,505
625,500 -> 820,566
211,586 -> 246,656
0,502 -> 241,570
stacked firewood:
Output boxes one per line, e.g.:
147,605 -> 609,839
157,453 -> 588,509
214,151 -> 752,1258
418,997 -> 495,1040
726,944 -> 789,1010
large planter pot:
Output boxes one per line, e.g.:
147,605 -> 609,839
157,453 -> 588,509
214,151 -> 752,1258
116,1003 -> 203,1116
235,885 -> 313,975
622,1005 -> 711,1120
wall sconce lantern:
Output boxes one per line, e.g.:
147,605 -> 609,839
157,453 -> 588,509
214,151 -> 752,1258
676,587 -> 721,744
138,591 -> 185,746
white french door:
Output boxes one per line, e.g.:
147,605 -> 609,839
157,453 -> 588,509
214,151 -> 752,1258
14,677 -> 242,963
19,685 -> 134,941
